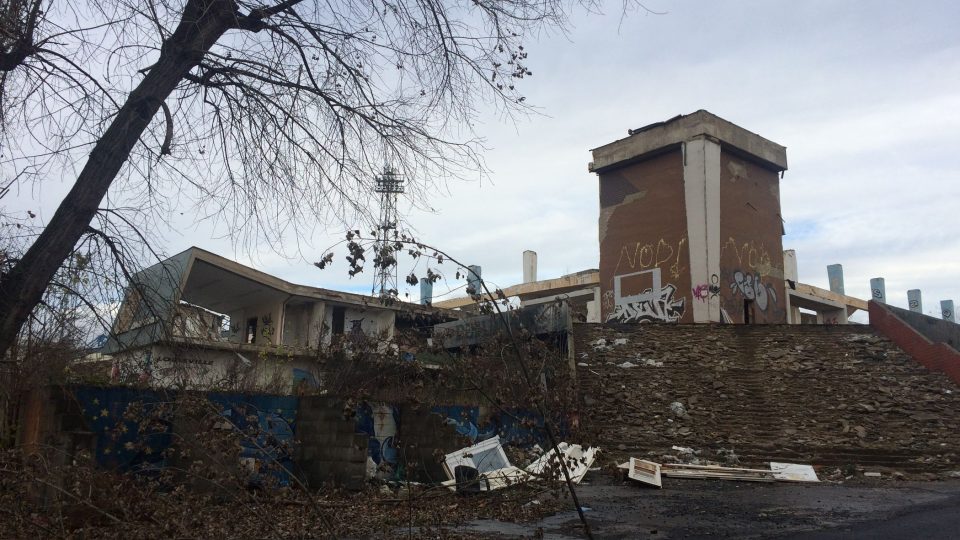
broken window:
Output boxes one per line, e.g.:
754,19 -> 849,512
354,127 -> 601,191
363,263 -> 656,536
246,317 -> 258,344
331,306 -> 346,335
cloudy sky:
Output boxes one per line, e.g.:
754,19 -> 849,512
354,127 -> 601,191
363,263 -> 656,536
14,0 -> 960,318
276,0 -> 958,317
216,1 -> 960,316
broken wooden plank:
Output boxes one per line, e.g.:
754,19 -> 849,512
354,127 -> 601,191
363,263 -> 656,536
661,463 -> 776,482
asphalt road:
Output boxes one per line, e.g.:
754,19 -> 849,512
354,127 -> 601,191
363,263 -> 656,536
460,476 -> 960,539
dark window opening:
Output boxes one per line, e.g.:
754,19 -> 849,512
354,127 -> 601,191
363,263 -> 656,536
245,317 -> 258,344
331,306 -> 346,335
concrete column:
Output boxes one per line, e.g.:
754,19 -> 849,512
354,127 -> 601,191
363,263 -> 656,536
827,264 -> 844,295
783,250 -> 800,324
467,265 -> 482,295
522,251 -> 537,283
683,136 -> 721,323
586,287 -> 601,323
941,300 -> 955,322
870,278 -> 886,303
783,250 -> 799,282
907,289 -> 922,313
419,280 -> 433,306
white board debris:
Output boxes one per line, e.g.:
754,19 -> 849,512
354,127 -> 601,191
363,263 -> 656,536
627,458 -> 662,488
441,436 -> 532,492
661,463 -> 777,482
770,462 -> 820,482
525,442 -> 599,484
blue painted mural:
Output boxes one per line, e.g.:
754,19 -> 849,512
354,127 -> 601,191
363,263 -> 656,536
207,393 -> 298,486
430,405 -> 547,447
71,386 -> 298,486
68,385 -> 553,486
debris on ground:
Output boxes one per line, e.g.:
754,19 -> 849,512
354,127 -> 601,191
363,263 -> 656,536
441,437 -> 599,492
626,458 -> 662,488
525,442 -> 599,484
442,436 -> 532,492
770,462 -> 820,482
661,463 -> 776,482
618,458 -> 819,484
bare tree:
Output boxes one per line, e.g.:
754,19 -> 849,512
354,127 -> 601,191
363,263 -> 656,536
0,0 -> 589,358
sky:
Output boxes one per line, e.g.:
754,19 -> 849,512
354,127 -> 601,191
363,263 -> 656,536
10,0 -> 960,319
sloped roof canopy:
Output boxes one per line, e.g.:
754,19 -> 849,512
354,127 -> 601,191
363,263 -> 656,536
103,246 -> 444,353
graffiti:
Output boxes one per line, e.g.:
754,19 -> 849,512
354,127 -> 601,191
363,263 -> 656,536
872,288 -> 884,299
721,238 -> 774,275
729,270 -> 778,311
432,406 -> 547,448
692,275 -> 722,303
615,237 -> 687,279
609,284 -> 685,323
356,403 -> 400,480
944,309 -> 954,320
692,284 -> 710,302
608,268 -> 685,323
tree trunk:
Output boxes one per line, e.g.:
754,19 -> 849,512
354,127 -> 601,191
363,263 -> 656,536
0,0 -> 236,358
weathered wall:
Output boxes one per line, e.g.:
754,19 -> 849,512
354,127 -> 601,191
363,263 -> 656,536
873,302 -> 960,351
717,153 -> 787,323
598,149 -> 691,324
869,301 -> 960,384
574,323 -> 960,473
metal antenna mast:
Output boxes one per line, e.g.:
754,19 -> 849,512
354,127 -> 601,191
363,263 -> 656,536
372,165 -> 404,296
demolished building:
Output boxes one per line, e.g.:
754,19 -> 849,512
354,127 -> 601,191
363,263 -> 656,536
102,247 -> 453,391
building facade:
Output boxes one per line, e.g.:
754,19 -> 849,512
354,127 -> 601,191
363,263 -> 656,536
589,110 -> 789,324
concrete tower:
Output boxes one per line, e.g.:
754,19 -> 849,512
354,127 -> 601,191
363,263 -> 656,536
588,110 -> 789,324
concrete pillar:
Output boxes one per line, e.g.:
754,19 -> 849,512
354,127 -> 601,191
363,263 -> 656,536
907,289 -> 922,313
783,250 -> 800,324
827,264 -> 844,295
783,250 -> 799,282
419,280 -> 433,306
870,278 -> 886,303
467,265 -> 482,295
522,251 -> 537,283
941,300 -> 956,322
683,136 -> 722,323
586,287 -> 601,323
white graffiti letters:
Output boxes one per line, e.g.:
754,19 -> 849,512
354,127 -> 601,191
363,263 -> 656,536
730,270 -> 778,311
608,268 -> 686,323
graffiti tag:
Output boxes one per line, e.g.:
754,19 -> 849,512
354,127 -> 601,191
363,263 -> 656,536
616,237 -> 687,279
609,268 -> 685,323
722,238 -> 774,275
729,270 -> 778,311
692,274 -> 722,303
692,284 -> 710,302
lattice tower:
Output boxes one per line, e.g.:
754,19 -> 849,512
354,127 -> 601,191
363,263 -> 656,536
372,165 -> 404,296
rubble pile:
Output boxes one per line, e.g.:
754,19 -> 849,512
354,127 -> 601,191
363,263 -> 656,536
575,324 -> 960,476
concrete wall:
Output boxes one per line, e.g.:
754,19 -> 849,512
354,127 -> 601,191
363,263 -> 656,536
872,302 -> 960,352
114,344 -> 323,393
598,149 -> 692,323
869,301 -> 960,385
717,153 -> 787,323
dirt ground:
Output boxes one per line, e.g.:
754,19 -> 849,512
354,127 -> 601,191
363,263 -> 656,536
457,475 -> 960,539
